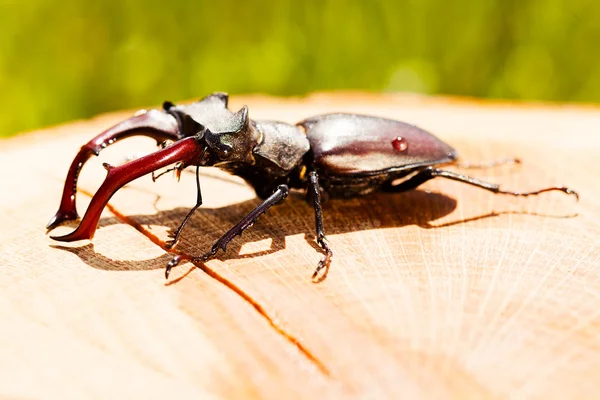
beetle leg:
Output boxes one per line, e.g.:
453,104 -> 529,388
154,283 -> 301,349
384,167 -> 579,200
165,151 -> 207,250
165,184 -> 289,279
308,171 -> 333,280
151,163 -> 184,182
46,110 -> 180,231
50,137 -> 205,242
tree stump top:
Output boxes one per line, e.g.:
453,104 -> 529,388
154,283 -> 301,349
1,93 -> 599,399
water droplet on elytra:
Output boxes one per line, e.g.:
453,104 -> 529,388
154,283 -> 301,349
392,136 -> 408,152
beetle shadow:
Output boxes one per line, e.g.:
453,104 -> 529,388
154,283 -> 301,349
50,188 -> 576,276
51,189 -> 458,272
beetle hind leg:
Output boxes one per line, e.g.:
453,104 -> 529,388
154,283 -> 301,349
384,167 -> 579,200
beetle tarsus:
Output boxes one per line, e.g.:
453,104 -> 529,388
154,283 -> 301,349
308,171 -> 333,281
312,238 -> 333,280
191,248 -> 218,264
497,185 -> 579,201
187,244 -> 220,265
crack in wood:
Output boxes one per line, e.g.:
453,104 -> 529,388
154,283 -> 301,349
79,188 -> 331,378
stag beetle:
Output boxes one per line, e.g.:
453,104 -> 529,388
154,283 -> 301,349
47,92 -> 578,279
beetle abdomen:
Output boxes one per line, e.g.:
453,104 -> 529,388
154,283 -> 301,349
300,114 -> 457,176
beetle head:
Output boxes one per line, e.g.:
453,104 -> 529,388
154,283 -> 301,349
204,104 -> 258,165
164,93 -> 259,165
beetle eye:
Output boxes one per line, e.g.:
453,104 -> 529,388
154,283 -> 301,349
216,143 -> 233,157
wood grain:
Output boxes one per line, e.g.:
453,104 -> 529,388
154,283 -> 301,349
1,93 -> 599,399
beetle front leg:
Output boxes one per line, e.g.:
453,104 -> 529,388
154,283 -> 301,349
308,171 -> 333,280
165,156 -> 206,250
165,184 -> 289,278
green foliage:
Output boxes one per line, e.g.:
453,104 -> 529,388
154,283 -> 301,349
1,0 -> 598,136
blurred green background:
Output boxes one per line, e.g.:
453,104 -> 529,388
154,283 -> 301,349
1,0 -> 598,137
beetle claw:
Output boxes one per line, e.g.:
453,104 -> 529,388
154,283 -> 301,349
311,258 -> 330,282
562,187 -> 580,201
165,255 -> 182,279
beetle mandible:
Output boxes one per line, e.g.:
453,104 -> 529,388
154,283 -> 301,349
46,92 -> 578,279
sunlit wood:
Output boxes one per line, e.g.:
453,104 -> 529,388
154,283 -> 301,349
1,93 -> 599,399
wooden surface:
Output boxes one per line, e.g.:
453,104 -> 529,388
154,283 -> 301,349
1,93 -> 599,399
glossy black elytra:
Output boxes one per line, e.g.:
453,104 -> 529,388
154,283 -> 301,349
46,92 -> 578,280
